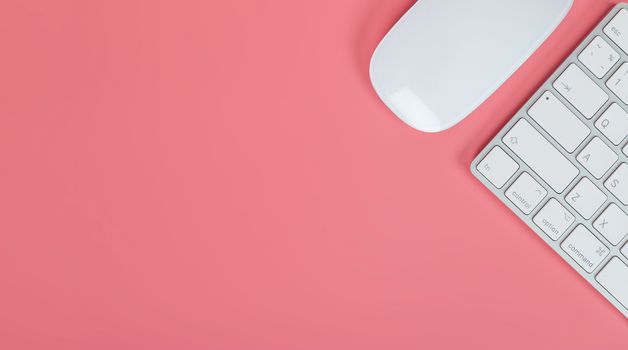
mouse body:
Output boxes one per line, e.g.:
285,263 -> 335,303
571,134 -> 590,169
370,0 -> 573,132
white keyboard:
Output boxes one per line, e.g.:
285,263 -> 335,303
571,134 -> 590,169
472,4 -> 628,318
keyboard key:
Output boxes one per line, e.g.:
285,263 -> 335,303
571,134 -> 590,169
604,8 -> 628,54
561,225 -> 609,273
595,103 -> 628,145
533,198 -> 575,240
607,63 -> 628,105
528,91 -> 590,152
576,137 -> 618,179
554,64 -> 608,119
605,163 -> 628,205
596,258 -> 628,308
506,172 -> 547,215
623,243 -> 628,258
503,119 -> 579,193
625,144 -> 628,157
594,204 -> 628,245
578,36 -> 620,78
477,146 -> 519,188
566,178 -> 607,220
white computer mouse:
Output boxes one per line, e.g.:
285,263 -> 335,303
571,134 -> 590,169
370,0 -> 573,133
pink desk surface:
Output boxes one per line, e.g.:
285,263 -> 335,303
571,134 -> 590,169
1,0 -> 626,349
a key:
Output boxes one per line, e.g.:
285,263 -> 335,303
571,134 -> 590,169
594,204 -> 628,245
607,63 -> 628,105
578,36 -> 620,78
505,172 -> 547,215
604,8 -> 628,54
596,258 -> 628,308
503,119 -> 579,193
576,137 -> 618,179
561,225 -> 609,273
476,146 -> 519,188
605,163 -> 628,205
528,91 -> 590,152
533,198 -> 575,240
566,178 -> 607,220
554,64 -> 608,119
595,103 -> 628,145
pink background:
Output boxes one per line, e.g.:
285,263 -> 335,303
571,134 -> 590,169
1,0 -> 626,348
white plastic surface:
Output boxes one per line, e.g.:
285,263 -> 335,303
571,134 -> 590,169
476,146 -> 519,188
369,0 -> 573,132
471,4 -> 628,318
597,258 -> 628,308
